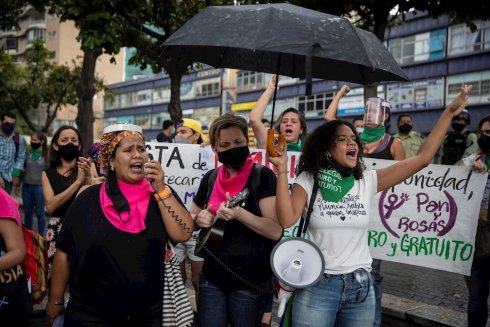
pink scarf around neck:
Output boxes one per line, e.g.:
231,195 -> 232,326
207,157 -> 254,215
100,178 -> 154,233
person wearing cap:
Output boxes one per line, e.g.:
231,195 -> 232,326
0,188 -> 32,325
435,109 -> 478,165
46,123 -> 194,326
173,118 -> 206,302
175,118 -> 203,144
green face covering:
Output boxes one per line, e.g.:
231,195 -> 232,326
287,140 -> 302,152
317,168 -> 354,203
360,126 -> 385,144
31,149 -> 42,161
485,155 -> 490,170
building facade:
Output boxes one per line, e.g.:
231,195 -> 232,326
0,6 -> 125,138
103,12 -> 490,136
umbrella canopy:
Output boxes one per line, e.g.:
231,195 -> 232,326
161,3 -> 408,85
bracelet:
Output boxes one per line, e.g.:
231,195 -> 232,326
154,185 -> 172,201
48,297 -> 65,305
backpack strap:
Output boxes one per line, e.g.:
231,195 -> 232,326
296,179 -> 319,238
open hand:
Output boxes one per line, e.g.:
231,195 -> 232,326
447,84 -> 472,115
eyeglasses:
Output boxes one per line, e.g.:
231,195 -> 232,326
479,129 -> 490,136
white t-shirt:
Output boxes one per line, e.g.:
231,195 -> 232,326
295,170 -> 378,274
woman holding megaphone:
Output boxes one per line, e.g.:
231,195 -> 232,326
268,85 -> 472,326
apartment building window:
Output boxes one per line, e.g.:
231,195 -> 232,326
27,29 -> 46,43
3,37 -> 17,50
387,78 -> 444,111
133,114 -> 151,129
388,29 -> 445,65
446,71 -> 490,104
136,89 -> 151,106
237,71 -> 266,91
153,86 -> 170,103
120,92 -> 134,108
197,82 -> 220,97
298,92 -> 334,116
448,21 -> 490,55
151,112 -> 171,129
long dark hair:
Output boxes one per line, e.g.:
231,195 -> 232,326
297,120 -> 365,180
31,130 -> 48,162
48,125 -> 83,169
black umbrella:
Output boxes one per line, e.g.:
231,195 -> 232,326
161,3 -> 408,85
161,3 -> 408,155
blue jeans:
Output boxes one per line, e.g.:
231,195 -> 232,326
464,257 -> 490,327
197,274 -> 266,327
22,183 -> 46,234
371,259 -> 383,327
293,268 -> 375,327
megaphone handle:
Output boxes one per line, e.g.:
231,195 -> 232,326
267,128 -> 286,158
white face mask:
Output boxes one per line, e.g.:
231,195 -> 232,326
355,127 -> 364,134
175,135 -> 190,144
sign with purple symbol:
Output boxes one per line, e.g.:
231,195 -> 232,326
365,158 -> 488,275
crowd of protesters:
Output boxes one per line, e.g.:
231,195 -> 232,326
0,79 -> 488,327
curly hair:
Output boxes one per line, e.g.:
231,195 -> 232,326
296,120 -> 365,180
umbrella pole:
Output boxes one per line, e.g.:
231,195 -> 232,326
267,54 -> 285,158
270,53 -> 281,127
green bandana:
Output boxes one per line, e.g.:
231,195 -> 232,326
360,127 -> 385,144
287,140 -> 302,152
485,155 -> 490,170
317,168 -> 354,203
31,149 -> 42,161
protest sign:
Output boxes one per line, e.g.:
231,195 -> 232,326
365,158 -> 487,275
146,142 -> 300,209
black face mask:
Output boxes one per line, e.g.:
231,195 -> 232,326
217,146 -> 250,171
329,157 -> 353,178
398,123 -> 412,134
31,142 -> 42,150
451,122 -> 465,132
57,143 -> 79,161
478,134 -> 490,153
1,123 -> 15,135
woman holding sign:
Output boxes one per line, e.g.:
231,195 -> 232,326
192,113 -> 282,326
268,85 -> 472,327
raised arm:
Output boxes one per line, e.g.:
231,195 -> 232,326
250,75 -> 278,149
376,85 -> 472,192
268,147 -> 308,228
324,85 -> 350,122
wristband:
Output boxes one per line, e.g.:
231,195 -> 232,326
48,297 -> 65,305
154,185 -> 172,201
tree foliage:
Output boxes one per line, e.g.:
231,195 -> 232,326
0,41 -> 79,133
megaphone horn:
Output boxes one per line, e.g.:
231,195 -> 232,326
270,237 -> 325,289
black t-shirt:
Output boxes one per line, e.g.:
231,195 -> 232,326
193,166 -> 278,291
56,184 -> 170,317
45,167 -> 79,219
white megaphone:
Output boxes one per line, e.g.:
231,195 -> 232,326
270,237 -> 325,289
